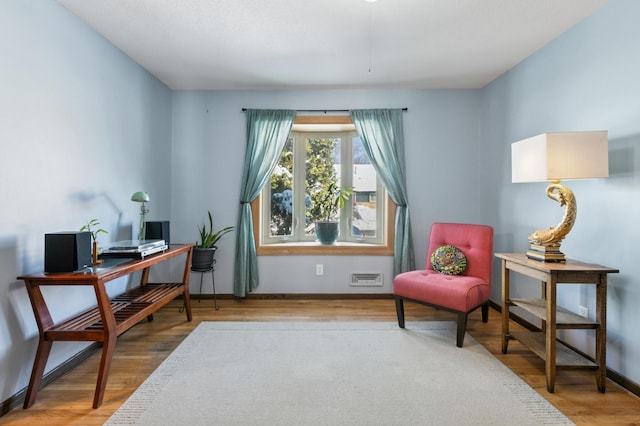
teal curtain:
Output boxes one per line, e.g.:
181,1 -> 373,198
234,109 -> 296,297
349,109 -> 414,276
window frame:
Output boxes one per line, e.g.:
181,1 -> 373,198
253,115 -> 394,256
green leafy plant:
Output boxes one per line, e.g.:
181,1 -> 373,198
80,219 -> 108,242
196,211 -> 234,248
310,182 -> 353,222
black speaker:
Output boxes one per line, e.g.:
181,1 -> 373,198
145,221 -> 170,244
44,231 -> 92,273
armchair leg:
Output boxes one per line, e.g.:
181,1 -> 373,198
456,313 -> 468,348
395,297 -> 405,328
481,302 -> 489,323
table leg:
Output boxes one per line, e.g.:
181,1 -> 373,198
92,281 -> 118,408
541,280 -> 547,333
23,339 -> 52,408
181,248 -> 193,321
138,267 -> 155,321
92,335 -> 116,408
545,275 -> 557,393
501,260 -> 510,354
595,274 -> 607,392
23,281 -> 55,408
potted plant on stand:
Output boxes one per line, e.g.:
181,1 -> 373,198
192,211 -> 234,271
310,182 -> 353,245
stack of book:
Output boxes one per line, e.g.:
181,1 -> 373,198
526,243 -> 566,262
100,239 -> 168,259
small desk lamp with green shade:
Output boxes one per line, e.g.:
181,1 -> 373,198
131,191 -> 150,241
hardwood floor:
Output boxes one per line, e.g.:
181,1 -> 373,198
2,297 -> 639,425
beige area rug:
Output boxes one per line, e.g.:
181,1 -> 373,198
106,322 -> 573,425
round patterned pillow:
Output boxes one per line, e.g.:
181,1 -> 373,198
430,245 -> 467,275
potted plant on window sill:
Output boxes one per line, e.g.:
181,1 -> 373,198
310,182 -> 353,245
192,211 -> 234,271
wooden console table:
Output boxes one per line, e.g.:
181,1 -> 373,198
20,243 -> 194,409
496,253 -> 618,393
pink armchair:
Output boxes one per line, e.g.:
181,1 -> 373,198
393,222 -> 494,347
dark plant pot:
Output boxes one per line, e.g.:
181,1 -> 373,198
316,221 -> 339,245
192,247 -> 217,271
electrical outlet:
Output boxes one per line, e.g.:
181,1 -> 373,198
316,264 -> 323,276
578,305 -> 589,318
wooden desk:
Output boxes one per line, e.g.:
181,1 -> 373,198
495,253 -> 618,393
20,244 -> 194,409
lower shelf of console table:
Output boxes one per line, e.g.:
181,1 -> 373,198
47,282 -> 186,340
20,244 -> 194,409
508,332 -> 597,368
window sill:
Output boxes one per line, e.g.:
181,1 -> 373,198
257,242 -> 393,256
251,196 -> 395,256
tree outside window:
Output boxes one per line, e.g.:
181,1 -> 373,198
264,130 -> 385,245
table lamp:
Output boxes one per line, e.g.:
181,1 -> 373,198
131,191 -> 150,240
511,131 -> 608,262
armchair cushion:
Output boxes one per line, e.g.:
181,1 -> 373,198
394,270 -> 489,312
430,245 -> 467,275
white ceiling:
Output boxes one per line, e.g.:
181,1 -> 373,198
57,0 -> 608,90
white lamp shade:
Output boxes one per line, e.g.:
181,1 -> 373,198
511,131 -> 609,183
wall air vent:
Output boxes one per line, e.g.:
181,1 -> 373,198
350,273 -> 383,287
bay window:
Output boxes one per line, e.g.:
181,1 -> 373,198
253,118 -> 393,255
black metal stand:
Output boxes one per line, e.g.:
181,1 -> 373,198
192,259 -> 219,310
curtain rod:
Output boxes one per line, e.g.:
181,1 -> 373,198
241,108 -> 408,113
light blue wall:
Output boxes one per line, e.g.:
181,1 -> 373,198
482,0 -> 640,386
3,0 -> 638,409
0,1 -> 172,403
171,89 -> 483,294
